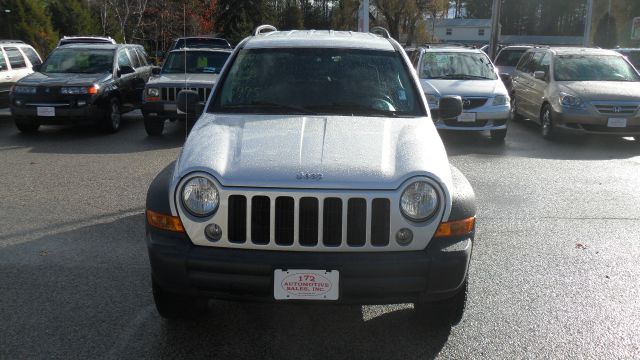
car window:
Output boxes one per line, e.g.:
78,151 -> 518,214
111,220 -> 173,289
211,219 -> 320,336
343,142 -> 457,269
5,47 -> 27,69
418,52 -> 497,80
554,54 -> 640,82
525,52 -> 544,74
495,49 -> 527,67
535,53 -> 550,73
620,51 -> 640,69
516,52 -> 533,72
20,47 -> 42,66
0,49 -> 7,71
128,49 -> 142,68
162,51 -> 230,74
118,50 -> 133,68
134,48 -> 149,66
210,47 -> 425,117
41,48 -> 114,74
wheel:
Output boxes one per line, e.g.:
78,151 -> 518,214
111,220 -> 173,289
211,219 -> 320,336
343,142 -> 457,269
540,104 -> 555,140
510,96 -> 523,122
15,118 -> 40,133
490,128 -> 507,142
414,280 -> 468,326
144,116 -> 164,136
102,97 -> 122,133
152,279 -> 208,320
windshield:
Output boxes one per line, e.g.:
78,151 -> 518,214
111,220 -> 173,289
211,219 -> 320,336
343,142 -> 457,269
419,52 -> 498,80
209,48 -> 424,117
495,49 -> 527,67
162,51 -> 230,74
554,55 -> 640,81
41,48 -> 114,74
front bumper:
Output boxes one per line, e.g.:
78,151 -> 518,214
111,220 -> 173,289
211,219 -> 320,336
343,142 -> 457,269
142,101 -> 205,121
551,106 -> 640,135
147,226 -> 472,304
433,105 -> 510,131
10,95 -> 104,124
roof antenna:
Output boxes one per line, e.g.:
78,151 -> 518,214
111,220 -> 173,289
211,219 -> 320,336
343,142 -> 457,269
183,4 -> 188,141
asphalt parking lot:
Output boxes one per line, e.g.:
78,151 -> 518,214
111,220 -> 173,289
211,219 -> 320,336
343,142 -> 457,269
0,109 -> 639,359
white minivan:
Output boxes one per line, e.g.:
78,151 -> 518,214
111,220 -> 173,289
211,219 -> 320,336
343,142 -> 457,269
0,41 -> 42,106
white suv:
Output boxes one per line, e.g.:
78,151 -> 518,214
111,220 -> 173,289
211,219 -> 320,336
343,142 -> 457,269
144,26 -> 477,325
0,41 -> 42,106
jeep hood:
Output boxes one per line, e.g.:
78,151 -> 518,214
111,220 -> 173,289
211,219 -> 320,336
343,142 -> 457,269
148,73 -> 218,86
173,114 -> 452,190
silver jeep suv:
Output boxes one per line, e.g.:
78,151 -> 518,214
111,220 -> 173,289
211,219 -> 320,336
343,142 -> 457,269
144,26 -> 476,324
511,47 -> 640,141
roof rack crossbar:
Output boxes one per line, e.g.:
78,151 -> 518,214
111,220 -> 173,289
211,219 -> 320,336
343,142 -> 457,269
254,25 -> 277,36
0,40 -> 25,44
370,27 -> 391,39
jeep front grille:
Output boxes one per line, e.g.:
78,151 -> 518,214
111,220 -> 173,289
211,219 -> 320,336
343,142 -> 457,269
160,87 -> 211,102
226,195 -> 390,248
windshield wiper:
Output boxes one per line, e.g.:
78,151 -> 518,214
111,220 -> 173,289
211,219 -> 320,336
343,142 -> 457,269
431,74 -> 493,80
221,101 -> 316,114
307,103 -> 400,117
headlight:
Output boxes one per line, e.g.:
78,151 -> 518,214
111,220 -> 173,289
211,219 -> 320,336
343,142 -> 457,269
425,93 -> 440,108
492,95 -> 509,106
181,176 -> 219,217
400,181 -> 439,222
147,87 -> 160,97
559,92 -> 584,108
13,86 -> 37,94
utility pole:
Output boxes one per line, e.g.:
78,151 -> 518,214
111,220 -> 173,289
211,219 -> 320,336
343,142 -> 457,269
488,0 -> 502,60
358,0 -> 369,33
583,0 -> 594,46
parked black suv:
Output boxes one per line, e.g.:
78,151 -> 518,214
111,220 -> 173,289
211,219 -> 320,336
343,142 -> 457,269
10,43 -> 153,133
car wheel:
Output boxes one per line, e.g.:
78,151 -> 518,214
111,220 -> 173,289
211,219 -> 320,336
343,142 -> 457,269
144,116 -> 164,136
414,279 -> 468,327
510,96 -> 523,122
15,118 -> 40,133
540,104 -> 555,140
490,129 -> 507,142
102,98 -> 122,133
152,279 -> 208,320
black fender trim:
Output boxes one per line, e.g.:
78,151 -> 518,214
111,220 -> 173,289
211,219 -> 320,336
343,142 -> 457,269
448,165 -> 476,221
146,161 -> 175,215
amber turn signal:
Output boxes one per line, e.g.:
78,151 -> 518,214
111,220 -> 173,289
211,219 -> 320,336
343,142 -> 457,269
146,210 -> 185,233
434,217 -> 475,238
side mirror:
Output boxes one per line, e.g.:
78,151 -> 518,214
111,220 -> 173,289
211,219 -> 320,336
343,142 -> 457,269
32,64 -> 41,72
177,90 -> 200,116
534,71 -> 546,80
118,65 -> 135,76
439,95 -> 463,119
151,66 -> 161,75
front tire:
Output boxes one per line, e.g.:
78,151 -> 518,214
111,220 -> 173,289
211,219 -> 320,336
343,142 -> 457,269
144,116 -> 164,136
540,104 -> 555,140
152,279 -> 208,320
15,118 -> 40,133
510,96 -> 523,122
490,128 -> 507,142
415,280 -> 468,326
102,98 -> 122,133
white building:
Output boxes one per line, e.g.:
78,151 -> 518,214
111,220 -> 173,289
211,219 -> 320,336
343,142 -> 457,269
427,19 -> 493,44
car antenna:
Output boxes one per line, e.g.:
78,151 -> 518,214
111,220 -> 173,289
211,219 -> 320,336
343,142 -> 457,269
183,4 -> 188,141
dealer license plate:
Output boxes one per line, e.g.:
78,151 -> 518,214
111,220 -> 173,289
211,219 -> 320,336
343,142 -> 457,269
607,118 -> 627,128
37,107 -> 55,117
457,112 -> 477,122
274,269 -> 339,300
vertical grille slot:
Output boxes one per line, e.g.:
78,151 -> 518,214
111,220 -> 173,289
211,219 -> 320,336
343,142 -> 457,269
371,198 -> 390,246
161,88 -> 168,101
169,88 -> 176,101
347,198 -> 367,247
227,195 -> 246,243
299,197 -> 319,246
322,198 -> 342,247
275,197 -> 294,246
251,196 -> 270,244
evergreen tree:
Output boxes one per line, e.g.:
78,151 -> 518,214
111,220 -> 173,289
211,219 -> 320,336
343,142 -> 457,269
47,0 -> 96,37
214,0 -> 275,45
281,4 -> 303,30
0,0 -> 57,56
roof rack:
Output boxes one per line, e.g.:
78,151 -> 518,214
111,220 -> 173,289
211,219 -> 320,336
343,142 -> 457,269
254,25 -> 277,36
0,40 -> 25,44
371,27 -> 391,39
